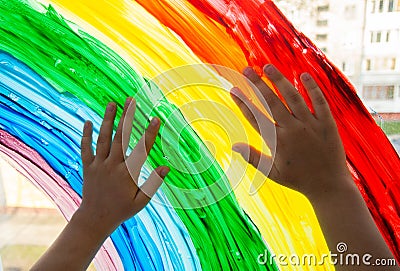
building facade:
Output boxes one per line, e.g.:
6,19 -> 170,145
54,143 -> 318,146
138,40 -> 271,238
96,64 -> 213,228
274,0 -> 400,116
361,0 -> 400,114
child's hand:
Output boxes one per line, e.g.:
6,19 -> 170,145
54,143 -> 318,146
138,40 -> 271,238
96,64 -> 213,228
78,97 -> 169,235
231,65 -> 398,270
31,97 -> 169,271
231,65 -> 352,200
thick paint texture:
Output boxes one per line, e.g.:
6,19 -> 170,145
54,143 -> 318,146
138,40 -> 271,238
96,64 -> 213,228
0,2 -> 277,270
41,2 -> 333,270
184,0 -> 400,259
0,130 -> 124,270
0,0 -> 398,269
136,0 -> 400,260
0,52 -> 201,270
135,0 -> 247,72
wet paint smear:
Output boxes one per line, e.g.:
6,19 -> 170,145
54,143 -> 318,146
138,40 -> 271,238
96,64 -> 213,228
0,1 -> 277,270
1,0 -> 398,269
142,0 -> 400,260
40,2 -> 334,271
0,52 -> 201,271
0,130 -> 124,270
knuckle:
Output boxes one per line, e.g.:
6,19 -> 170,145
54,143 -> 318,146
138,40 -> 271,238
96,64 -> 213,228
146,126 -> 158,135
274,75 -> 284,83
97,134 -> 109,144
100,119 -> 112,127
265,94 -> 278,108
81,137 -> 90,145
288,92 -> 302,104
145,130 -> 158,142
315,95 -> 326,105
254,80 -> 266,92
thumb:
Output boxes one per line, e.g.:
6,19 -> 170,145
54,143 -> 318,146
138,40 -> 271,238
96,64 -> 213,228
232,143 -> 272,177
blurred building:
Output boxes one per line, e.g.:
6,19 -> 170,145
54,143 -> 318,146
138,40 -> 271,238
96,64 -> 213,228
274,0 -> 400,118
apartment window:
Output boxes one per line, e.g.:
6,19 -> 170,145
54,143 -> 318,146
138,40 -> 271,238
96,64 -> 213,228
371,30 -> 393,43
345,5 -> 357,19
316,34 -> 328,41
379,0 -> 384,12
316,20 -> 328,26
383,58 -> 396,70
390,58 -> 397,70
317,5 -> 329,12
363,85 -> 395,100
388,86 -> 395,99
371,0 -> 376,12
371,31 -> 383,43
367,58 -> 397,71
371,58 -> 397,70
373,0 -> 398,12
376,31 -> 382,42
389,0 -> 395,11
341,61 -> 354,74
366,59 -> 372,70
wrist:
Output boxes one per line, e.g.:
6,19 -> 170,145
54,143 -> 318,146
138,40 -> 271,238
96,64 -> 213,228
72,207 -> 116,241
305,174 -> 361,206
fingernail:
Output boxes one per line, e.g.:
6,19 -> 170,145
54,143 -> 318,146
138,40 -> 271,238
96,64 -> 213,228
84,121 -> 90,129
243,67 -> 253,76
150,117 -> 160,126
264,64 -> 275,76
302,73 -> 311,81
107,103 -> 115,112
160,167 -> 170,178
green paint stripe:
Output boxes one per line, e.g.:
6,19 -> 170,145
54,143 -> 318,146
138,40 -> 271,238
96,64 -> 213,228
0,1 -> 278,270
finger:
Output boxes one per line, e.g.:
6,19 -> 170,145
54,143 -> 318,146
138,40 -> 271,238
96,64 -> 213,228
132,166 -> 169,214
96,102 -> 117,160
110,97 -> 134,161
243,67 -> 292,125
230,87 -> 275,146
81,121 -> 94,166
264,64 -> 312,121
232,142 -> 272,177
122,99 -> 136,155
300,73 -> 334,121
126,117 -> 160,176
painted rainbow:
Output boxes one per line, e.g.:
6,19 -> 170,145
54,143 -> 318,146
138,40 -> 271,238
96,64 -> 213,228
0,0 -> 399,270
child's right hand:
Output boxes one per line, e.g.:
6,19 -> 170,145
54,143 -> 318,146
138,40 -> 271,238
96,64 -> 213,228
231,64 -> 353,200
231,64 -> 398,270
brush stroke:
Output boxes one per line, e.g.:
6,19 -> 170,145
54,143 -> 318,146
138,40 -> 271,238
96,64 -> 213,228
0,130 -> 124,270
0,52 -> 201,270
144,0 -> 400,260
42,1 -> 334,270
0,1 -> 276,270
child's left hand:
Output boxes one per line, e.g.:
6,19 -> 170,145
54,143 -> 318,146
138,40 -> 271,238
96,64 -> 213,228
78,97 -> 170,236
